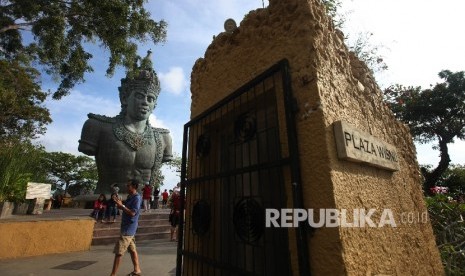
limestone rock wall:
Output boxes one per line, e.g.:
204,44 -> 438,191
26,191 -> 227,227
313,9 -> 443,276
190,0 -> 443,275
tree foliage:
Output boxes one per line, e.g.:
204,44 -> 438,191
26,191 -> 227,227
385,70 -> 465,191
0,59 -> 51,141
423,164 -> 465,196
43,151 -> 97,195
0,140 -> 48,202
426,195 -> 465,275
165,153 -> 182,175
153,168 -> 165,189
0,0 -> 167,99
442,165 -> 465,196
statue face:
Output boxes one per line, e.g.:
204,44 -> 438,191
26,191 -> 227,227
124,88 -> 157,121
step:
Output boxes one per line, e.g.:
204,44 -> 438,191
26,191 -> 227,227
91,210 -> 173,245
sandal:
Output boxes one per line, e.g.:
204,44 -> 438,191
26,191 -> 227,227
127,272 -> 142,276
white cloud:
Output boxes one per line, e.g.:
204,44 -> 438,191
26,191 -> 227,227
46,90 -> 120,118
39,90 -> 120,155
149,114 -> 167,129
159,67 -> 188,95
341,0 -> 465,88
416,141 -> 465,166
37,123 -> 83,156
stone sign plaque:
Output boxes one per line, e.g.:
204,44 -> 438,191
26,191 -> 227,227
333,121 -> 399,171
25,182 -> 51,199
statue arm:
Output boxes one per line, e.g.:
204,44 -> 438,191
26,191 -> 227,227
78,118 -> 100,156
156,128 -> 173,162
162,131 -> 173,162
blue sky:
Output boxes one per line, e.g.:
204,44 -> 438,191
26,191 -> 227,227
37,0 -> 465,188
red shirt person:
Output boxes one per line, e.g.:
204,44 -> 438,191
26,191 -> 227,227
141,183 -> 152,212
91,194 -> 107,222
161,189 -> 169,208
169,189 -> 182,241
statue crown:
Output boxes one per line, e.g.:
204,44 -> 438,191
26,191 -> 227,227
119,50 -> 160,96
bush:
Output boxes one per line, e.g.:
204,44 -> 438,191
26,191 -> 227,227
426,194 -> 465,275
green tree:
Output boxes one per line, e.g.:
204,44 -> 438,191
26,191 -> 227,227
153,168 -> 165,189
43,151 -> 97,195
152,153 -> 182,188
425,164 -> 465,196
442,165 -> 465,195
0,140 -> 48,202
384,70 -> 465,192
0,59 -> 51,141
0,0 -> 167,99
166,153 -> 182,176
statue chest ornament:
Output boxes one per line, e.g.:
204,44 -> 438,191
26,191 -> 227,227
113,120 -> 156,151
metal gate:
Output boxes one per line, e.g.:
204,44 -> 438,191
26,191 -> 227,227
177,60 -> 309,276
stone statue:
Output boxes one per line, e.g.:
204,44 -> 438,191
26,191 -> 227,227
78,51 -> 172,194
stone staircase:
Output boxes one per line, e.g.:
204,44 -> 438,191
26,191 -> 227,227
92,210 -> 172,245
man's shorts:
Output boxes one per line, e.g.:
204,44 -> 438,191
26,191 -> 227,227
113,235 -> 136,255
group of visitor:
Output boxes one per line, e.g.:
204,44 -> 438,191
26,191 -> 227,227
90,183 -> 179,223
90,184 -> 122,223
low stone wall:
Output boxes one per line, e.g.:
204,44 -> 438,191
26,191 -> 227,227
0,218 -> 94,259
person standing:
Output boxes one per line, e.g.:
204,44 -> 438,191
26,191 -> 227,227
161,189 -> 169,208
105,184 -> 121,223
153,187 -> 160,209
169,188 -> 181,241
91,194 -> 107,222
141,182 -> 152,212
110,179 -> 142,276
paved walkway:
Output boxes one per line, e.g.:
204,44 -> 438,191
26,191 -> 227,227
0,208 -> 177,276
0,239 -> 177,276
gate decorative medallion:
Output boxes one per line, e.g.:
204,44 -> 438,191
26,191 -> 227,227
177,60 -> 304,275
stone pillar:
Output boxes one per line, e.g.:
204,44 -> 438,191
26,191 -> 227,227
0,202 -> 14,219
187,0 -> 443,275
27,198 -> 45,215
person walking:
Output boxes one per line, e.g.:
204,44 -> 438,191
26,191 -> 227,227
110,179 -> 142,276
